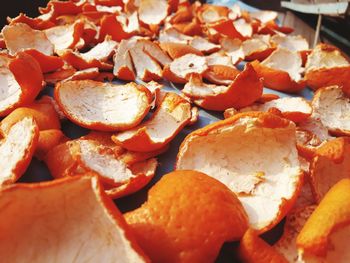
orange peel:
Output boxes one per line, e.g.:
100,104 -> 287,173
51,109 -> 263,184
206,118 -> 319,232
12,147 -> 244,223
0,175 -> 150,262
0,117 -> 39,186
251,48 -> 306,93
2,22 -> 54,56
112,92 -> 192,152
0,52 -> 44,117
305,43 -> 350,94
297,179 -> 350,261
113,39 -> 136,81
125,170 -> 249,263
197,4 -> 229,24
176,112 -> 303,232
238,97 -> 312,123
138,0 -> 169,26
239,229 -> 288,263
311,85 -> 350,136
22,49 -> 64,73
183,63 -> 263,111
54,80 -> 152,131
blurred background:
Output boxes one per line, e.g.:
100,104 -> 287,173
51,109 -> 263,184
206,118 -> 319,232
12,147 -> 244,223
0,0 -> 349,54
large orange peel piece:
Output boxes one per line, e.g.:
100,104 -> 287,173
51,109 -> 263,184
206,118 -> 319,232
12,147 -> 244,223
311,85 -> 350,136
45,137 -> 158,199
138,0 -> 169,26
0,175 -> 150,262
44,21 -> 85,53
0,53 -> 44,117
238,229 -> 288,263
22,49 -> 64,73
60,36 -> 117,70
270,34 -> 309,52
125,170 -> 249,263
176,112 -> 303,232
197,4 -> 229,24
0,117 -> 39,186
2,23 -> 54,56
160,42 -> 203,59
54,80 -> 152,131
305,43 -> 350,94
112,92 -> 192,152
309,137 -> 350,203
183,63 -> 263,111
8,13 -> 55,30
274,205 -> 316,262
297,179 -> 350,262
237,97 -> 312,123
252,48 -> 305,93
99,13 -> 137,42
113,39 -> 135,81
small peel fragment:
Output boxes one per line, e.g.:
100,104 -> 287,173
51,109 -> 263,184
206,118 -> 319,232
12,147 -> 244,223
112,92 -> 192,152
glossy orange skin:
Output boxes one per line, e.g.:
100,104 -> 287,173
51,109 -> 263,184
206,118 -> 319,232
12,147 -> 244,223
125,170 -> 248,263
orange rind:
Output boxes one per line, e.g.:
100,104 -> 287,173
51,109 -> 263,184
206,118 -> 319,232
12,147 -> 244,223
22,49 -> 64,73
274,205 -> 316,262
63,67 -> 100,81
0,52 -> 44,117
0,175 -> 150,262
220,37 -> 245,65
54,80 -> 152,131
99,14 -> 137,42
203,64 -> 240,85
125,170 -> 249,263
239,229 -> 288,263
8,13 -> 55,30
36,129 -> 68,160
176,112 -> 303,232
160,42 -> 203,59
309,137 -> 350,203
138,0 -> 169,26
250,10 -> 278,24
0,117 -> 39,186
113,39 -> 136,81
2,23 -> 54,56
238,97 -> 312,123
45,136 -> 158,199
297,179 -> 350,262
305,43 -> 350,94
251,48 -> 306,93
59,36 -> 117,70
270,34 -> 309,52
189,36 -> 220,54
112,92 -> 192,152
197,4 -> 229,24
44,20 -> 85,53
242,37 -> 275,61
183,63 -> 263,111
311,85 -> 350,136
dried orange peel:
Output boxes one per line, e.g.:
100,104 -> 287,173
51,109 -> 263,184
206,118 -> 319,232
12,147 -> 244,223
125,170 -> 248,263
311,85 -> 350,136
297,179 -> 350,262
251,48 -> 306,93
54,80 -> 152,131
2,22 -> 54,55
0,117 -> 39,186
305,43 -> 350,94
176,112 -> 303,232
0,175 -> 150,262
45,136 -> 158,199
237,97 -> 312,123
183,63 -> 263,111
239,229 -> 288,263
309,137 -> 350,203
112,92 -> 192,152
0,52 -> 44,117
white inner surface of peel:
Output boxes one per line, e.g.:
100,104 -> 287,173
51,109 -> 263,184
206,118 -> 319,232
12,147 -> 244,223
136,40 -> 172,66
116,96 -> 191,143
177,117 -> 301,229
242,38 -> 269,56
138,0 -> 168,25
190,36 -> 220,53
0,65 -> 22,113
0,177 -> 145,263
233,18 -> 253,38
305,47 -> 349,72
240,97 -> 311,115
250,10 -> 277,24
298,117 -> 332,143
79,140 -> 135,183
0,118 -> 35,185
58,81 -> 149,125
312,86 -> 350,132
45,23 -> 78,52
81,39 -> 118,62
201,8 -> 225,23
271,35 -> 309,52
129,45 -> 162,78
113,40 -> 134,75
2,23 -> 54,56
169,54 -> 208,79
206,52 -> 233,67
183,75 -> 228,97
262,48 -> 303,81
158,28 -> 191,44
220,37 -> 245,65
